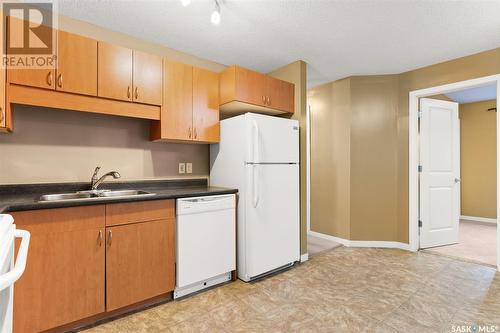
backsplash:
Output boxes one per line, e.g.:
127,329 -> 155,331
0,105 -> 209,184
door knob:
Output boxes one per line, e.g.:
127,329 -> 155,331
454,178 -> 461,183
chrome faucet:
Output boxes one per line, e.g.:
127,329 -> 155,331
90,166 -> 121,190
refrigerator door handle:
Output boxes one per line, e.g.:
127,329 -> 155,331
253,120 -> 260,163
252,164 -> 259,208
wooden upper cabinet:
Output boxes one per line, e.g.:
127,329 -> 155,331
8,67 -> 55,90
151,59 -> 193,141
266,76 -> 294,113
6,16 -> 56,90
219,65 -> 294,115
98,42 -> 133,102
133,51 -> 162,105
11,206 -> 106,333
106,219 -> 175,311
193,67 -> 219,143
56,31 -> 98,96
0,59 -> 5,129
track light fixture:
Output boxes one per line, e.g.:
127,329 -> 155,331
211,0 -> 221,25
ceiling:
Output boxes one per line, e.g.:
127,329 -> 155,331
58,0 -> 500,88
445,84 -> 497,104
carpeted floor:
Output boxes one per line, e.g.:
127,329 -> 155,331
423,220 -> 497,266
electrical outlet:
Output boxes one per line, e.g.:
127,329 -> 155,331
186,163 -> 193,174
178,163 -> 186,174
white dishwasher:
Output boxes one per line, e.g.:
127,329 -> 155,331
174,194 -> 236,299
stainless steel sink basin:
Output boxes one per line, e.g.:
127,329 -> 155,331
38,190 -> 155,202
39,192 -> 93,202
99,190 -> 155,198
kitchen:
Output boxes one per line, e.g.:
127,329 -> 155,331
0,2 -> 303,332
1,1 -> 500,332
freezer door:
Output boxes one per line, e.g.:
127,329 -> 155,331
246,113 -> 299,163
244,164 -> 300,279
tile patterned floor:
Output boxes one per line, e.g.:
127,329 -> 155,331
424,220 -> 497,266
82,247 -> 500,333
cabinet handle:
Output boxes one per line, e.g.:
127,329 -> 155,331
194,128 -> 197,139
267,96 -> 271,105
46,71 -> 52,86
98,230 -> 103,246
107,230 -> 112,246
135,87 -> 138,100
262,95 -> 266,104
0,107 -> 3,123
57,73 -> 63,88
188,127 -> 192,139
127,86 -> 131,99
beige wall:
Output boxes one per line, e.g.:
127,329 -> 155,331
0,106 -> 209,184
0,15 -> 224,184
308,79 -> 351,239
308,47 -> 500,243
397,47 -> 500,242
349,76 -> 399,241
268,61 -> 308,254
460,99 -> 497,218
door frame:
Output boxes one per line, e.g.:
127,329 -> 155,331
409,74 -> 500,269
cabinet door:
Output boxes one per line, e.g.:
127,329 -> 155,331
266,76 -> 295,113
161,59 -> 193,140
235,66 -> 267,107
106,219 -> 175,311
193,67 -> 219,143
6,16 -> 56,90
56,31 -> 97,96
133,51 -> 162,105
98,42 -> 133,101
0,59 -> 5,129
11,206 -> 105,333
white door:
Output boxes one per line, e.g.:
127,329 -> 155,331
245,113 -> 299,164
245,164 -> 300,278
419,98 -> 460,248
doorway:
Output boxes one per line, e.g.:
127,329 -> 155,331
419,87 -> 497,266
409,75 -> 500,269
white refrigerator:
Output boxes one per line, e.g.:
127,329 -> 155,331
210,113 -> 300,282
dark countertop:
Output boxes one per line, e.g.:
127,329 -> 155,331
0,178 -> 238,213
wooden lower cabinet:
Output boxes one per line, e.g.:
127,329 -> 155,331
10,200 -> 176,332
11,206 -> 106,333
106,218 -> 176,311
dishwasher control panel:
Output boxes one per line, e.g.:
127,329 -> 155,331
177,194 -> 236,215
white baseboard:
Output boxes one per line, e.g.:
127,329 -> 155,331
460,215 -> 497,224
308,231 -> 410,251
300,253 -> 309,262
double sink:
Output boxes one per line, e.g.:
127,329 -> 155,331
39,190 -> 156,202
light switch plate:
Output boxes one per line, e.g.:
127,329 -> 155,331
178,163 -> 186,174
186,163 -> 193,174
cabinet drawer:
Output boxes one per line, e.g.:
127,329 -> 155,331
106,199 -> 175,226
